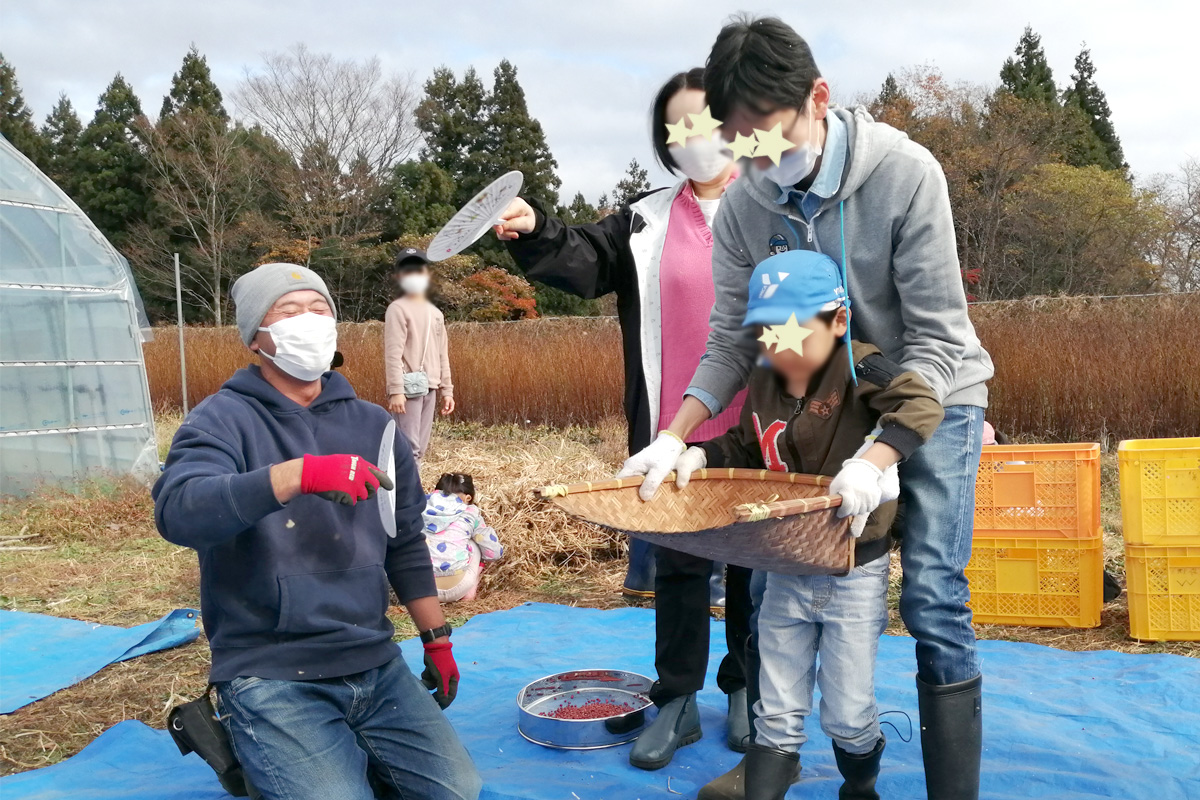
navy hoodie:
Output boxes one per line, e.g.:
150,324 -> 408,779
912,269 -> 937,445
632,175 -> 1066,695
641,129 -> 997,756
153,367 -> 435,683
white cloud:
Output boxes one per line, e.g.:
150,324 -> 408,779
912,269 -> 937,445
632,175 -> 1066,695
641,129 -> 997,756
3,0 -> 1196,200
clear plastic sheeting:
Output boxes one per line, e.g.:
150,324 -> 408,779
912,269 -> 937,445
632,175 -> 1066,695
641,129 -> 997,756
0,135 -> 156,495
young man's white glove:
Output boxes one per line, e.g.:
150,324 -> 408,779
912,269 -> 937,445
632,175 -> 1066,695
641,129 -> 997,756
674,447 -> 708,489
616,432 -> 686,502
829,458 -> 886,538
878,462 -> 900,506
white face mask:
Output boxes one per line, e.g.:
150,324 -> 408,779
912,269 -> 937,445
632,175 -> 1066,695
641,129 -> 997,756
258,312 -> 338,382
669,133 -> 733,184
759,101 -> 822,190
400,273 -> 430,296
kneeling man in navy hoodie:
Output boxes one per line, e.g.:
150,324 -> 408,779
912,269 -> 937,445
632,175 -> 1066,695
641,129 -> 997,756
154,263 -> 482,800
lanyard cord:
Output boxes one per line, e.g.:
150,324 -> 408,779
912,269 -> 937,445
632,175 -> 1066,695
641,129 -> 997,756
780,201 -> 857,385
839,201 -> 857,386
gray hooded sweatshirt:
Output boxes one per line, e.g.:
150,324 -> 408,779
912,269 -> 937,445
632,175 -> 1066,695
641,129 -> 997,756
689,106 -> 993,411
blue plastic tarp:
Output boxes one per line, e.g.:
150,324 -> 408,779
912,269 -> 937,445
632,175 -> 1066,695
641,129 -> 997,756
0,720 -> 226,800
2,603 -> 1197,799
0,608 -> 201,713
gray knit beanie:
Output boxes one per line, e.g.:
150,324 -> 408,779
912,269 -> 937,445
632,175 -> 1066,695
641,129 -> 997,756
230,263 -> 337,345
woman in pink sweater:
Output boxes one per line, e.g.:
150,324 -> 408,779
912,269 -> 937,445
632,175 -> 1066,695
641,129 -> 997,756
384,248 -> 454,463
493,69 -> 750,771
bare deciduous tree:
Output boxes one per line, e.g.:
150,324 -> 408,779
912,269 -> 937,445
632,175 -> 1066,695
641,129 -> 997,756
234,45 -> 420,242
1149,158 -> 1200,292
130,113 -> 266,325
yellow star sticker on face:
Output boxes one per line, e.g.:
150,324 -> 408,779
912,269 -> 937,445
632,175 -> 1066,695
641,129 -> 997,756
665,117 -> 692,147
760,314 -> 814,357
752,122 -> 796,166
726,131 -> 759,161
687,105 -> 722,141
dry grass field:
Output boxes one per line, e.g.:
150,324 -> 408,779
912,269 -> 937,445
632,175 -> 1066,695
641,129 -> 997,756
1,414 -> 1195,776
144,317 -> 625,427
143,295 -> 1200,442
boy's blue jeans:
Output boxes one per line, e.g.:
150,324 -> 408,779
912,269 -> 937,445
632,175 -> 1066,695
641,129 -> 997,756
753,554 -> 891,755
216,655 -> 481,800
748,404 -> 984,752
897,404 -> 984,686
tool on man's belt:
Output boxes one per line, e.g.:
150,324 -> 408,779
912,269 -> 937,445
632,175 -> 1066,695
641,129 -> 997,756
167,686 -> 257,798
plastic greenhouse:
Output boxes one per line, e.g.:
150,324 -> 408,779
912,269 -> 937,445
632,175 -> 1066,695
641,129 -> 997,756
0,135 -> 157,495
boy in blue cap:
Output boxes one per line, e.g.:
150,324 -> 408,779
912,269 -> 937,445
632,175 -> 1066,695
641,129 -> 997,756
676,250 -> 944,800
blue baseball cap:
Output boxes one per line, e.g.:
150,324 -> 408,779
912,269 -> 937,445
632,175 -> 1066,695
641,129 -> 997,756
744,250 -> 848,328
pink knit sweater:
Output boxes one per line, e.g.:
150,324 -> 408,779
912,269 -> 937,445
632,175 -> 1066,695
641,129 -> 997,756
657,180 -> 745,442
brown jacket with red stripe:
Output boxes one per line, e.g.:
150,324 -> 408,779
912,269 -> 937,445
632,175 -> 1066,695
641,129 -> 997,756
701,340 -> 944,564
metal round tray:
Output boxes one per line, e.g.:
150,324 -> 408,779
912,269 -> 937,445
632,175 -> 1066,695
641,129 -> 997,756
516,669 -> 656,750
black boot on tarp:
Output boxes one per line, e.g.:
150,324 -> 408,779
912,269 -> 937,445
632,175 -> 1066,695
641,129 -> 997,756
833,737 -> 884,800
726,687 -> 750,753
744,743 -> 800,800
629,693 -> 701,770
917,673 -> 982,800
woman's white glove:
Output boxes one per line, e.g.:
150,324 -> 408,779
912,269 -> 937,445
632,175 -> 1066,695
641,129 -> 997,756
829,458 -> 885,538
617,432 -> 686,501
674,447 -> 708,489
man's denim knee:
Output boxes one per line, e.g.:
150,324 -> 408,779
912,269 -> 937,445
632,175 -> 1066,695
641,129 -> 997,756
452,762 -> 483,800
897,405 -> 984,685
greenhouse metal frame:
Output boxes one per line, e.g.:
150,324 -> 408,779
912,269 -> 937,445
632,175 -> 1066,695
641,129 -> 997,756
0,135 -> 157,495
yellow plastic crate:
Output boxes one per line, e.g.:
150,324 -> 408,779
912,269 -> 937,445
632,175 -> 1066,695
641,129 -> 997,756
974,443 -> 1101,539
1118,438 -> 1200,547
966,534 -> 1103,628
1125,544 -> 1200,641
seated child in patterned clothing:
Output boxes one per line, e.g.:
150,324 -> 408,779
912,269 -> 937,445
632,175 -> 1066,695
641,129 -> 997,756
424,473 -> 503,603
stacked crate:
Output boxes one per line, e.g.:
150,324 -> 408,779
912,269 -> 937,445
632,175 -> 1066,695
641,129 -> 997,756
1119,438 -> 1200,641
966,443 -> 1103,628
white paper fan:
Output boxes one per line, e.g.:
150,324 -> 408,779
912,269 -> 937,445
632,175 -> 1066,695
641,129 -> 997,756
377,419 -> 397,538
427,170 -> 524,260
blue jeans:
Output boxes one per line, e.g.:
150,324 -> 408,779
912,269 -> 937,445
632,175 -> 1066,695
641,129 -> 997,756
216,655 -> 481,800
897,404 -> 984,685
753,554 -> 891,755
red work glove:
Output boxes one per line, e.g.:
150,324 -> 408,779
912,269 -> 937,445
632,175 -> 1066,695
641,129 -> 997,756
421,641 -> 460,709
300,453 -> 394,506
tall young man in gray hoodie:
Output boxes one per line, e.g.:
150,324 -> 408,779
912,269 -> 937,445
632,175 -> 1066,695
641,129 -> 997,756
619,16 -> 993,800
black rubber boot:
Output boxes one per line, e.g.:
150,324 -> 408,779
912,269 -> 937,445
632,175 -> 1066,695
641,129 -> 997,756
744,743 -> 800,800
629,693 -> 701,770
697,755 -> 747,800
710,562 -> 727,610
917,673 -> 982,800
833,737 -> 885,800
697,751 -> 801,800
698,636 -> 799,800
727,687 -> 750,753
622,539 -> 657,598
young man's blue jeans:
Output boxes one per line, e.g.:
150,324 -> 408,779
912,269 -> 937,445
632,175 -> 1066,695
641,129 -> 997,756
216,655 -> 481,800
753,553 -> 890,755
897,404 -> 984,686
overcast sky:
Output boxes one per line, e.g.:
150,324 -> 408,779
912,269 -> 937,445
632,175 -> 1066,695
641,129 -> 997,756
3,0 -> 1197,201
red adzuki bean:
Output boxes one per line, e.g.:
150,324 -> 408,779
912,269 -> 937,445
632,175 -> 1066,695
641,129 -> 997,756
540,699 -> 637,720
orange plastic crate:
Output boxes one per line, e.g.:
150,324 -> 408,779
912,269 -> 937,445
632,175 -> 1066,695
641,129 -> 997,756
1125,544 -> 1200,641
1118,438 -> 1200,547
966,534 -> 1103,628
974,443 -> 1101,539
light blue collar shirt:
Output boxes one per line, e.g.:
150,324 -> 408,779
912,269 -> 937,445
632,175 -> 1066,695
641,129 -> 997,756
773,109 -> 848,221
